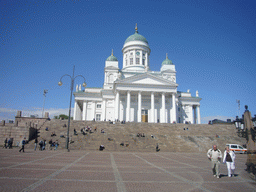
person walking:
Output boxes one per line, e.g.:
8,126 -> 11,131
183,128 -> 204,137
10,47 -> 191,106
19,137 -> 26,152
34,138 -> 38,151
39,140 -> 44,151
54,140 -> 59,150
3,138 -> 7,149
48,139 -> 53,150
207,145 -> 222,178
223,146 -> 235,177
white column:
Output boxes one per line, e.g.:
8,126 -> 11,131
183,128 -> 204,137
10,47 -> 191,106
193,106 -> 197,124
133,51 -> 136,65
151,92 -> 155,123
102,99 -> 106,121
197,105 -> 201,124
138,91 -> 142,122
115,91 -> 120,121
171,93 -> 176,123
189,105 -> 193,124
123,54 -> 125,68
92,101 -> 96,121
74,101 -> 78,120
161,92 -> 166,123
182,105 -> 185,124
82,101 -> 87,120
145,52 -> 148,67
126,91 -> 131,122
140,51 -> 142,65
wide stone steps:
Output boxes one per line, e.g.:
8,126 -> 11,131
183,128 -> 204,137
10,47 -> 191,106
22,119 -> 246,153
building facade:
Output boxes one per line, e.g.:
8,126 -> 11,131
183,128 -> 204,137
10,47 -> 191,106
74,26 -> 202,124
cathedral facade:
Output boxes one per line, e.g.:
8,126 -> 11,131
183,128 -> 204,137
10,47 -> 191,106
73,26 -> 201,124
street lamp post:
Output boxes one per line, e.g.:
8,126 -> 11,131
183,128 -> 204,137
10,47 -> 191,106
58,65 -> 86,151
42,89 -> 48,118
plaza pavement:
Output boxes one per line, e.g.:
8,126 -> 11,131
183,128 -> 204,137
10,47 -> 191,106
0,148 -> 255,192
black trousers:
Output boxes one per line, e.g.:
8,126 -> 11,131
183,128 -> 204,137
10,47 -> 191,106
19,145 -> 24,152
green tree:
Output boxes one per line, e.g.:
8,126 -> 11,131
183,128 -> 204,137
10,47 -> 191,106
54,114 -> 73,120
59,114 -> 69,119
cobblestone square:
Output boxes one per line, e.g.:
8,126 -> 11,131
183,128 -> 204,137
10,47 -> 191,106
0,149 -> 255,192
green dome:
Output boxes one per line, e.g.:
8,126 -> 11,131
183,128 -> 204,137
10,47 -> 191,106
106,55 -> 118,61
162,54 -> 173,65
125,31 -> 148,44
106,50 -> 118,61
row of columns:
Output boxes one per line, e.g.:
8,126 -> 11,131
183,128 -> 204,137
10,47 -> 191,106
115,91 -> 177,123
180,104 -> 201,124
74,93 -> 200,124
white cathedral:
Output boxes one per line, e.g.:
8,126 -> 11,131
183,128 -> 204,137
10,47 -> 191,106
73,25 -> 202,124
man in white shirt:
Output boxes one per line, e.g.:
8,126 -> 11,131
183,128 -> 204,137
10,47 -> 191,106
207,145 -> 222,178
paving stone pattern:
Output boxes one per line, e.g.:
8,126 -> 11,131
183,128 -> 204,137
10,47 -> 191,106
0,149 -> 255,192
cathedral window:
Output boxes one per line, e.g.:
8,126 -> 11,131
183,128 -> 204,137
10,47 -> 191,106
109,74 -> 113,83
130,58 -> 133,65
97,104 -> 101,108
136,58 -> 140,64
142,59 -> 145,65
96,114 -> 101,121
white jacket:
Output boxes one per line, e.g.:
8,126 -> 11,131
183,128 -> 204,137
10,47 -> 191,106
223,150 -> 235,163
207,148 -> 222,161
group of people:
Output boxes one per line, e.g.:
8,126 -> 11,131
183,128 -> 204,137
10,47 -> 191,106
80,126 -> 96,135
137,133 -> 145,137
207,145 -> 236,178
3,138 -> 13,149
34,138 -> 59,151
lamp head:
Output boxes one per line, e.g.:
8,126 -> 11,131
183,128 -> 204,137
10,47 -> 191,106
82,82 -> 87,87
58,81 -> 63,86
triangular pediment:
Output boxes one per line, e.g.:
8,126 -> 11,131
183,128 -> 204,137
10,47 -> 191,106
133,77 -> 166,85
115,73 -> 177,86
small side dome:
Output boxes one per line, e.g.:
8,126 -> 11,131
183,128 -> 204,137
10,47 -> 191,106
162,53 -> 173,65
124,24 -> 148,44
106,50 -> 118,61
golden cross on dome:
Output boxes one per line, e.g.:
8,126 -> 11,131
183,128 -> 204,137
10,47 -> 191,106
135,23 -> 138,33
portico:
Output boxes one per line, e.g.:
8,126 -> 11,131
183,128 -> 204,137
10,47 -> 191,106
114,89 -> 178,123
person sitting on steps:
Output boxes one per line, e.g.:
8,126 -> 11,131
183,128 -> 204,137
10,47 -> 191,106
74,129 -> 78,135
99,144 -> 105,151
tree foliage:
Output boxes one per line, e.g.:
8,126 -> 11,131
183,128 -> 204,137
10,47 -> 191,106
54,114 -> 72,120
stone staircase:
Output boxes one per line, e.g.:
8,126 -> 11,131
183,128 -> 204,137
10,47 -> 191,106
24,120 -> 246,153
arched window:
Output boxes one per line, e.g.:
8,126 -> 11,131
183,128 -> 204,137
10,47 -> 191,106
109,74 -> 113,83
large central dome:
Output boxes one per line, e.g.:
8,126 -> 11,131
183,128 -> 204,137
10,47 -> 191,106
124,25 -> 148,44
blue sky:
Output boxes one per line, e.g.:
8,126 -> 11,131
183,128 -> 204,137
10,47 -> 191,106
1,0 -> 256,123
